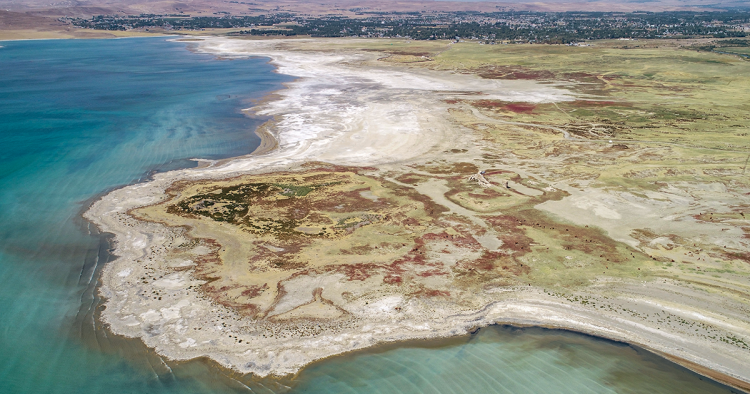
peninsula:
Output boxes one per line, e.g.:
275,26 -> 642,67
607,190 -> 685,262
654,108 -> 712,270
85,36 -> 750,390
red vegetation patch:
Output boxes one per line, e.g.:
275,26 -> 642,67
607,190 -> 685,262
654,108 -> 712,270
467,188 -> 507,200
423,231 -> 482,250
401,217 -> 420,226
485,215 -> 533,254
202,281 -> 265,316
381,256 -> 410,285
191,239 -> 223,279
504,103 -> 537,113
239,304 -> 261,315
413,288 -> 451,297
376,234 -> 461,285
472,100 -> 536,113
472,100 -> 505,108
383,274 -> 403,284
483,169 -> 512,176
340,244 -> 375,255
300,188 -> 387,213
415,162 -> 479,175
417,269 -> 447,277
209,283 -> 242,293
463,250 -> 501,271
458,250 -> 530,276
240,283 -> 268,298
184,239 -> 268,315
335,262 -> 379,281
500,233 -> 533,254
724,251 -> 750,263
502,210 -> 631,264
392,187 -> 449,218
395,173 -> 428,185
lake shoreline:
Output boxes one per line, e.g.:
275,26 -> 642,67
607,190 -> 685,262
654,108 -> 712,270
84,36 -> 750,392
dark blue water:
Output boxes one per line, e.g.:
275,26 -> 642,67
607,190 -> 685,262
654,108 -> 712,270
0,38 -> 738,394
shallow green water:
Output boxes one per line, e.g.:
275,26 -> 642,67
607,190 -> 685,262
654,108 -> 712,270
0,38 -> 738,394
286,326 -> 736,394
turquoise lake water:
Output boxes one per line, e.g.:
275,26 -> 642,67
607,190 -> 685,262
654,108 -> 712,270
0,38 -> 739,394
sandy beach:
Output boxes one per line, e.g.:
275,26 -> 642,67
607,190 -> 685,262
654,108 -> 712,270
84,37 -> 750,391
